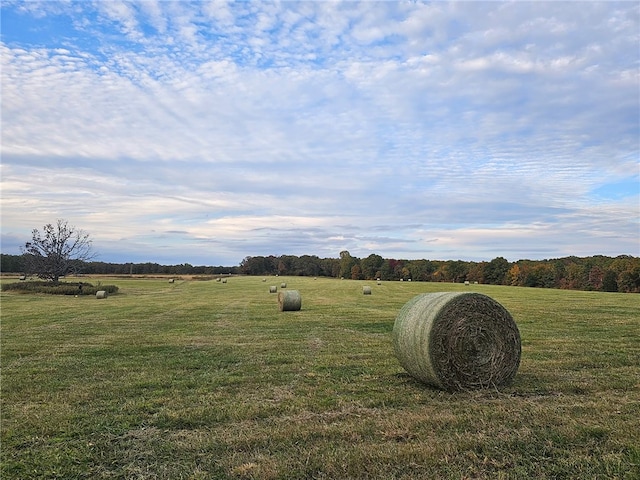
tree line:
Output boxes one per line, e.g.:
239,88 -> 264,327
2,251 -> 638,293
239,252 -> 640,293
8,220 -> 636,292
0,255 -> 237,277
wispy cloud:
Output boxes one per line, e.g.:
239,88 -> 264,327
1,1 -> 638,265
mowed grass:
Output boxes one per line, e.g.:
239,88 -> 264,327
1,276 -> 638,479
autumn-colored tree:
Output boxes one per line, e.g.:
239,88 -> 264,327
351,264 -> 363,280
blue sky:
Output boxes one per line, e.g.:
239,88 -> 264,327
1,1 -> 639,266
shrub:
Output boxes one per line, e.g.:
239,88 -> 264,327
1,281 -> 119,296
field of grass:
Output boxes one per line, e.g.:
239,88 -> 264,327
1,275 -> 639,479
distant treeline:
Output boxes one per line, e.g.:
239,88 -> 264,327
239,252 -> 639,293
2,252 -> 638,293
0,255 -> 237,277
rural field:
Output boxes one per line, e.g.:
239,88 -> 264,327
1,275 -> 638,479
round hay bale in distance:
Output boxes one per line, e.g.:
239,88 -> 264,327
393,292 -> 521,391
222,278 -> 227,284
280,282 -> 287,288
269,285 -> 277,293
96,290 -> 108,299
362,286 -> 372,295
278,290 -> 301,311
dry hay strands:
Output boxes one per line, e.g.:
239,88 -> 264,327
362,285 -> 372,295
278,290 -> 301,311
393,292 -> 521,392
96,290 -> 108,299
269,286 -> 278,293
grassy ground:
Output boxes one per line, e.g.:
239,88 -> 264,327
1,275 -> 638,479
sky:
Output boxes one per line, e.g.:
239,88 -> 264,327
1,1 -> 639,266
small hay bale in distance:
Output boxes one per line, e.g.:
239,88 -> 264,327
278,290 -> 301,311
362,285 -> 372,295
269,285 -> 277,293
222,278 -> 227,284
393,292 -> 521,392
280,282 -> 287,288
96,290 -> 108,299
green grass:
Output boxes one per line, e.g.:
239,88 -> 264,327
1,276 -> 639,479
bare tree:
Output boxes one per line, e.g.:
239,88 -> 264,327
21,219 -> 96,282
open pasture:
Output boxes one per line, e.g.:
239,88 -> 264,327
1,275 -> 638,479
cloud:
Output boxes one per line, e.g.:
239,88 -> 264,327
1,1 -> 638,265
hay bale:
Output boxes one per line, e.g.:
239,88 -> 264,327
464,280 -> 470,286
96,290 -> 108,299
278,290 -> 301,311
19,275 -> 26,281
393,292 -> 521,391
169,278 -> 175,283
222,278 -> 227,284
280,282 -> 287,288
269,286 -> 277,293
362,286 -> 372,295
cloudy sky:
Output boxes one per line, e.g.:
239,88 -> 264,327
1,1 -> 638,266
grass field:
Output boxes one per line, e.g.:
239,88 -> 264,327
1,275 -> 639,479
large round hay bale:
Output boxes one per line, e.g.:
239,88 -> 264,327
278,290 -> 301,311
362,286 -> 372,295
269,286 -> 277,293
393,292 -> 521,391
96,290 -> 108,299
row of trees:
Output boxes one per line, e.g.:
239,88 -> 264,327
238,252 -> 640,293
2,250 -> 639,293
2,220 -> 638,293
0,255 -> 236,278
2,251 -> 638,292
